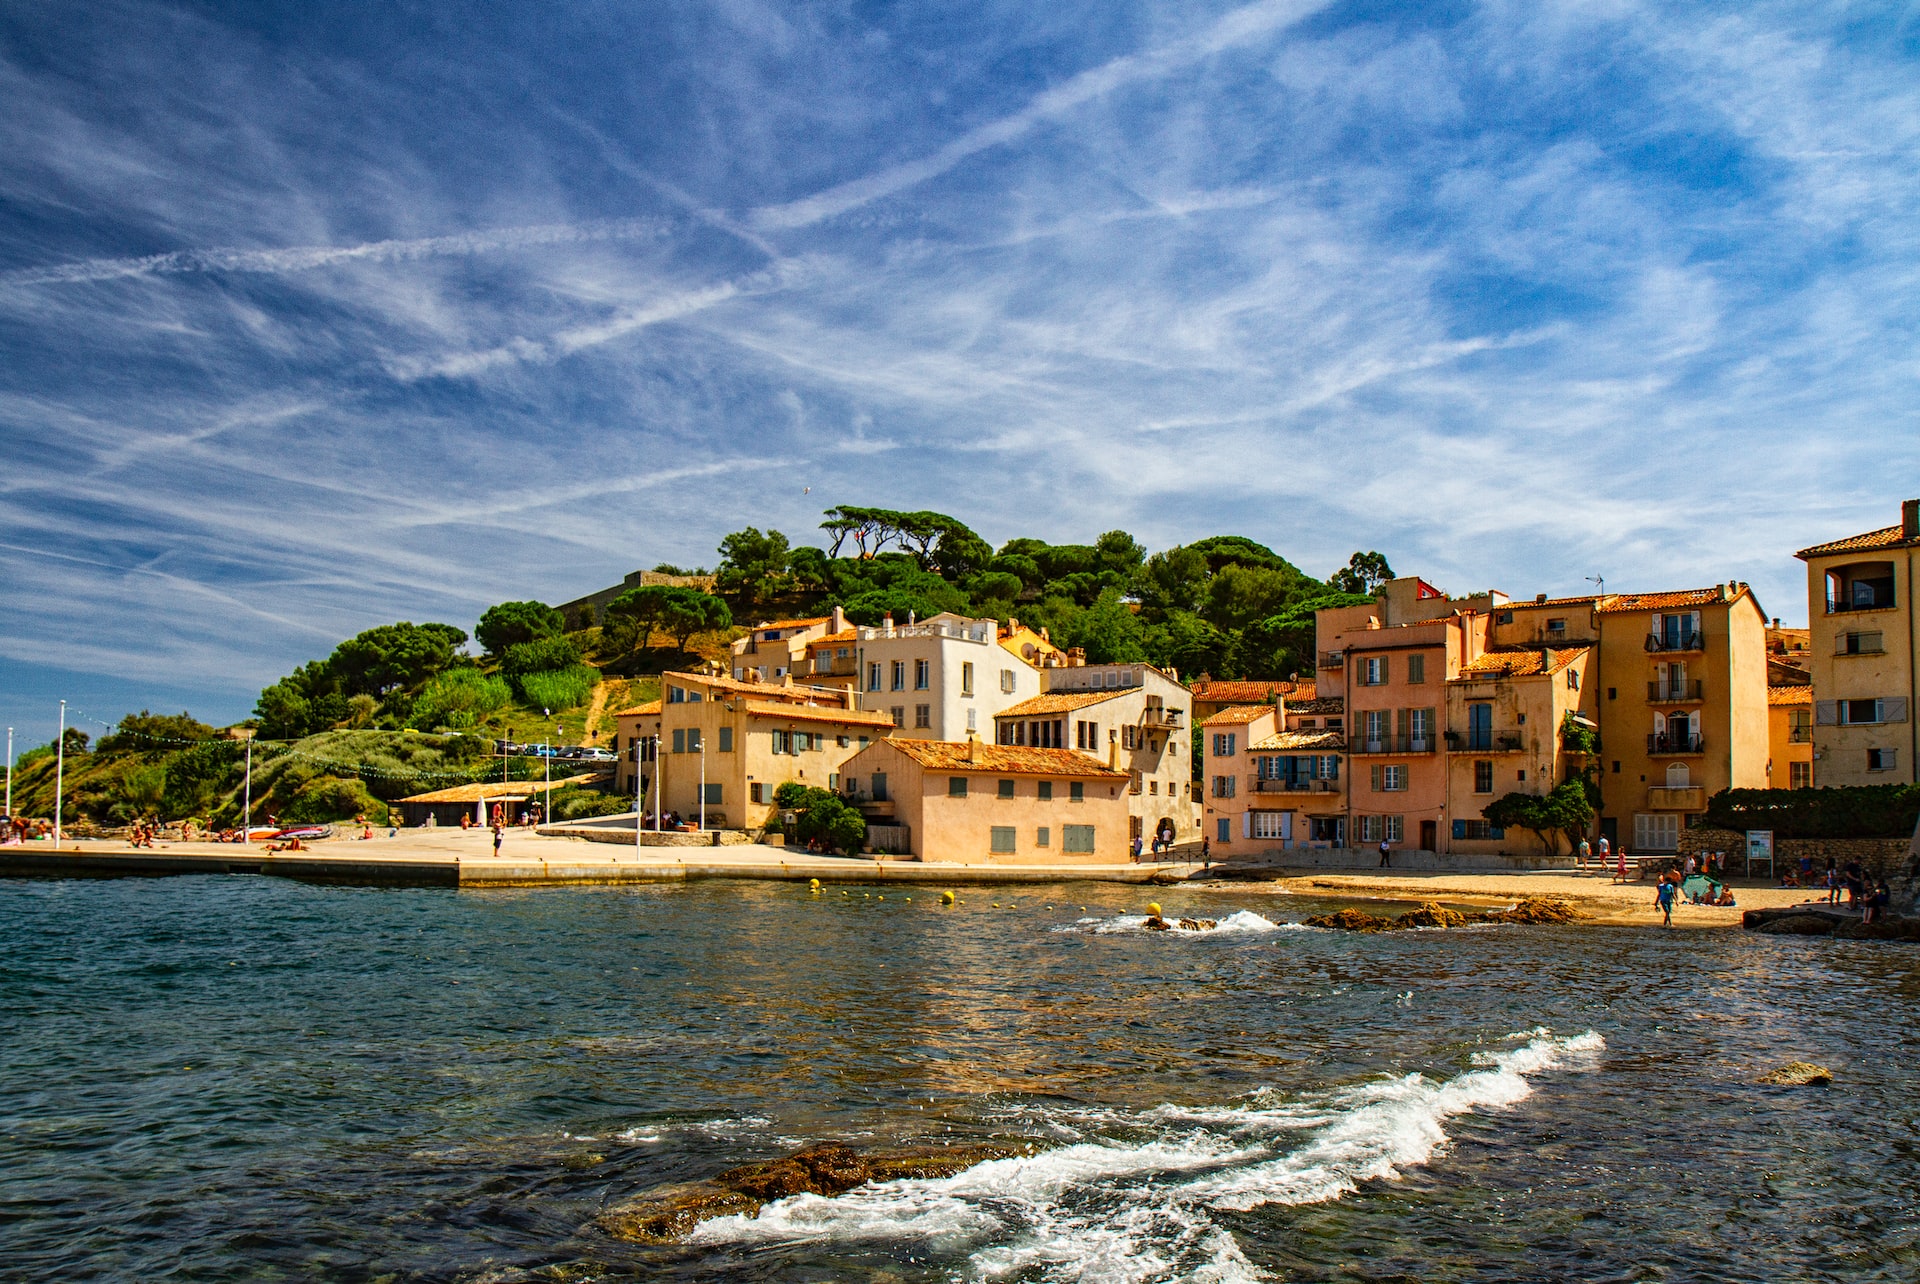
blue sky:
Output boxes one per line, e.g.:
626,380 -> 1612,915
3,0 -> 1918,743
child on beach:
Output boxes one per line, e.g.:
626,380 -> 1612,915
1655,876 -> 1678,926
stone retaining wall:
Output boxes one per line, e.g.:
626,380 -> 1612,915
538,824 -> 759,848
1681,826 -> 1916,884
1214,846 -> 1575,874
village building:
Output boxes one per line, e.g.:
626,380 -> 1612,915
731,609 -> 845,684
995,661 -> 1194,849
1186,676 -> 1314,725
1768,685 -> 1815,790
1441,645 -> 1599,857
1795,500 -> 1919,786
1200,701 -> 1348,854
850,612 -> 1044,740
839,737 -> 1130,863
609,670 -> 893,832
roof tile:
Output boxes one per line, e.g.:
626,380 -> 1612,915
1202,704 -> 1279,726
877,740 -> 1127,778
1795,525 -> 1918,559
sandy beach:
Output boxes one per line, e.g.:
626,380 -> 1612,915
1198,869 -> 1833,929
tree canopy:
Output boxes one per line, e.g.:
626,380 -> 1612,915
475,600 -> 563,658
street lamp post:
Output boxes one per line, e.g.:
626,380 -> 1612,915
699,736 -> 707,832
53,700 -> 66,848
242,733 -> 253,837
5,725 -> 13,820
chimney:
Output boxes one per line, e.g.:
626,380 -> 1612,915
1535,593 -> 1547,604
1772,617 -> 1781,629
1040,627 -> 1050,642
883,613 -> 895,637
1107,727 -> 1118,769
1905,498 -> 1920,539
965,734 -> 979,762
1008,616 -> 1020,633
831,604 -> 846,633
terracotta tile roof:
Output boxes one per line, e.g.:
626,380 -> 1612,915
1768,685 -> 1814,706
398,777 -> 600,804
881,739 -> 1127,778
805,629 -> 859,648
755,617 -> 832,630
742,701 -> 896,728
1249,730 -> 1347,752
663,670 -> 840,703
1287,696 -> 1345,716
1795,525 -> 1918,559
996,690 -> 1125,718
1499,595 -> 1599,611
1455,646 -> 1589,679
1188,678 -> 1313,704
613,699 -> 662,717
1594,587 -> 1746,614
1202,704 -> 1279,727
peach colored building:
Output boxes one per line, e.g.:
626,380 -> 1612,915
731,609 -> 845,683
1187,676 -> 1314,725
1443,645 -> 1599,857
839,738 -> 1130,863
1201,699 -> 1348,855
1768,685 -> 1815,790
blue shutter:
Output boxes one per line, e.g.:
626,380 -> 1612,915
1452,820 -> 1466,840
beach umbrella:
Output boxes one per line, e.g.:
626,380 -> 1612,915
1682,874 -> 1717,899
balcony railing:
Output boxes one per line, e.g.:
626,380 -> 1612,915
1250,777 -> 1341,794
1318,650 -> 1345,669
1648,680 -> 1705,703
1450,730 -> 1526,753
1826,597 -> 1895,614
1645,631 -> 1705,653
1139,707 -> 1185,727
1350,734 -> 1440,755
809,657 -> 859,677
1647,733 -> 1706,755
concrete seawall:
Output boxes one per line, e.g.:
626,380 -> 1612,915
1210,846 -> 1576,875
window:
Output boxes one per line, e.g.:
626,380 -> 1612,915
750,782 -> 768,804
1070,781 -> 1085,803
1038,781 -> 1054,801
891,661 -> 906,691
890,707 -> 905,727
1474,760 -> 1493,794
1406,654 -> 1426,684
837,735 -> 850,748
1036,826 -> 1051,847
914,704 -> 931,728
701,783 -> 722,805
1251,812 -> 1287,840
668,686 -> 686,704
868,663 -> 882,691
1453,819 -> 1505,840
1790,761 -> 1811,789
871,772 -> 887,802
718,726 -> 734,753
1364,710 -> 1389,748
990,826 -> 1017,854
1567,669 -> 1580,691
1063,824 -> 1096,853
967,708 -> 976,732
1212,775 -> 1237,798
1634,813 -> 1680,852
1217,818 -> 1232,843
672,728 -> 686,754
1841,631 -> 1884,655
997,779 -> 1015,800
1497,611 -> 1514,624
962,662 -> 975,697
1385,816 -> 1404,842
1370,764 -> 1406,792
1080,721 -> 1105,751
1869,748 -> 1899,771
770,730 -> 788,754
914,659 -> 929,689
948,777 -> 968,797
1546,618 -> 1566,635
1149,780 -> 1158,795
1001,668 -> 1017,693
1466,703 -> 1492,751
1788,710 -> 1811,743
1361,656 -> 1387,685
1122,726 -> 1137,750
1408,708 -> 1433,748
1212,732 -> 1237,757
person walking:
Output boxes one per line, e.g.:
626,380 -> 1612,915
491,822 -> 504,857
1200,835 -> 1210,868
1578,837 -> 1591,866
1655,874 -> 1678,927
1378,837 -> 1392,868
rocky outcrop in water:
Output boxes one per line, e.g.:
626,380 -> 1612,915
1143,914 -> 1218,931
1747,910 -> 1920,940
600,1140 -> 1033,1242
1304,898 -> 1578,932
1758,1061 -> 1834,1086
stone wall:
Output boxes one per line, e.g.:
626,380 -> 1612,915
1215,846 -> 1575,874
1680,825 -> 1916,885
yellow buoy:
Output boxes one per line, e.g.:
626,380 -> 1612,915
941,891 -> 955,904
905,896 -> 911,902
992,902 -> 1000,908
1148,902 -> 1162,916
878,895 -> 885,901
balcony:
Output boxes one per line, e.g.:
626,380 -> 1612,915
1139,707 -> 1185,728
809,656 -> 859,677
1645,631 -> 1706,653
1450,729 -> 1526,753
1647,785 -> 1704,810
1349,734 -> 1440,755
1647,733 -> 1705,755
1250,777 -> 1341,795
1318,650 -> 1345,669
1647,680 -> 1705,703
1826,598 -> 1895,615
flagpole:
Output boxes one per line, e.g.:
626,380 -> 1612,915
5,726 -> 13,820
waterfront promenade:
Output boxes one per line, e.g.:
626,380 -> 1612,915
0,827 -> 1187,888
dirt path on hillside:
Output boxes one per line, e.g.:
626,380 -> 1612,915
582,680 -> 613,745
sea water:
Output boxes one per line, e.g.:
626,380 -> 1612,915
1,876 -> 1915,1281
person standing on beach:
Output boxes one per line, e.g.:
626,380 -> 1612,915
1655,875 -> 1677,926
1579,837 -> 1591,865
492,823 -> 503,857
1378,837 -> 1391,868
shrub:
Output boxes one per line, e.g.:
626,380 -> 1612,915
1701,785 -> 1920,839
771,782 -> 865,854
280,775 -> 388,824
408,669 -> 512,731
548,789 -> 629,822
517,664 -> 600,712
503,635 -> 580,676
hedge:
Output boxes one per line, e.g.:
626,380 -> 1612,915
1699,785 -> 1920,840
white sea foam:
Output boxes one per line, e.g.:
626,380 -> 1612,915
687,1032 -> 1601,1280
1079,909 -> 1297,936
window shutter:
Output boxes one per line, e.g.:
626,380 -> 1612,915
1370,764 -> 1383,792
1242,811 -> 1251,838
1815,700 -> 1839,726
1884,698 -> 1909,724
1452,820 -> 1466,840
1228,775 -> 1237,798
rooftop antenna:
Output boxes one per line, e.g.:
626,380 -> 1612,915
1585,575 -> 1605,600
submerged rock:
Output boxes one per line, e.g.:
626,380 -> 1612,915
600,1141 -> 1031,1243
1176,917 -> 1217,931
1752,913 -> 1839,937
1303,908 -> 1396,932
1833,916 -> 1920,941
1758,1061 -> 1834,1086
1142,914 -> 1172,931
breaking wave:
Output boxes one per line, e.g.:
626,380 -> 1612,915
686,1030 -> 1604,1280
1072,910 -> 1297,936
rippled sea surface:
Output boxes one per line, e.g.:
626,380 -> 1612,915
3,875 -> 1919,1282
